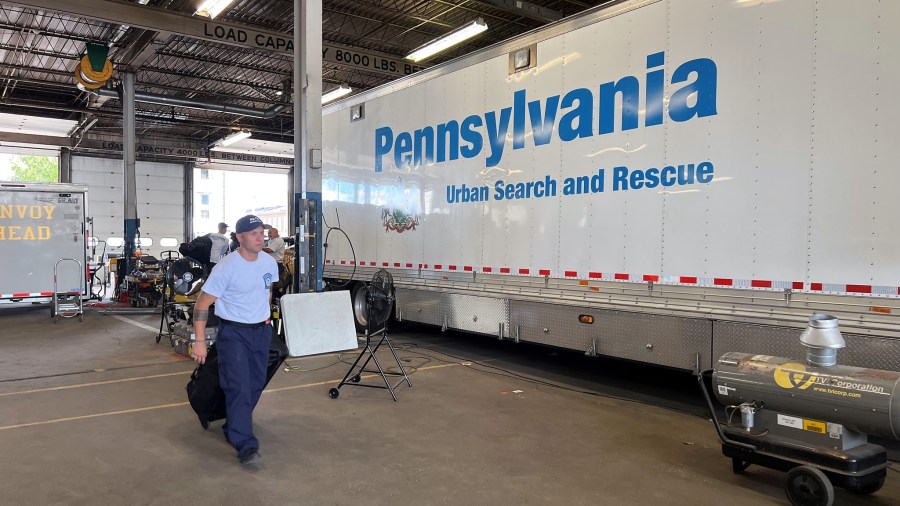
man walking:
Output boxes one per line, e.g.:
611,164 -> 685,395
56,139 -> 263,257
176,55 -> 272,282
191,215 -> 278,466
208,222 -> 230,268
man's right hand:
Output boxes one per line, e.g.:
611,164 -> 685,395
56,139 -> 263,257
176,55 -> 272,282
191,342 -> 207,364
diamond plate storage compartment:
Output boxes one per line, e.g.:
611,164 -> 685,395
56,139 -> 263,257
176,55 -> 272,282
509,301 -> 711,371
712,321 -> 900,372
396,288 -> 509,336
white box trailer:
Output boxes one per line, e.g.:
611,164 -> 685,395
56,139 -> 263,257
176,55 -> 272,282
0,182 -> 88,303
321,0 -> 900,372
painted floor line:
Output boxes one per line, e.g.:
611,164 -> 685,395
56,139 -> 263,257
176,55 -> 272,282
0,371 -> 191,397
0,363 -> 461,431
105,314 -> 160,334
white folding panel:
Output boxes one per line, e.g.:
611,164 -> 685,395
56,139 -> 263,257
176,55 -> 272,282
281,291 -> 358,357
71,156 -> 185,258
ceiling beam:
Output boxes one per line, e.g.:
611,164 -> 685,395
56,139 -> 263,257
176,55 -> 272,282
475,0 -> 563,23
5,0 -> 294,55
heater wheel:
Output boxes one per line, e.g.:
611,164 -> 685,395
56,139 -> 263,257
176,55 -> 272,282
852,475 -> 885,495
785,466 -> 834,506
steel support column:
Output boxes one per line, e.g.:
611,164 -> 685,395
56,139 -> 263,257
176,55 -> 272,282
122,72 -> 139,277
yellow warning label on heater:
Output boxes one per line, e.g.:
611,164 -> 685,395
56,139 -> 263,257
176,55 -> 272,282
803,420 -> 826,433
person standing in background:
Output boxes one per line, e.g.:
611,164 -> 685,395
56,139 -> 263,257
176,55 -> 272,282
208,222 -> 230,269
262,227 -> 286,295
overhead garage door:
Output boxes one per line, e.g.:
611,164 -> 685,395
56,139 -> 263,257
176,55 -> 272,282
71,156 -> 185,258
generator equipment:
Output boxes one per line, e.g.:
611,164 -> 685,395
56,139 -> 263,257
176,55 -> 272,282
701,314 -> 899,506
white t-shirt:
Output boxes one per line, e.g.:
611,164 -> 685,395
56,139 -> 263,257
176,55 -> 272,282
266,236 -> 285,263
208,233 -> 230,263
203,250 -> 278,323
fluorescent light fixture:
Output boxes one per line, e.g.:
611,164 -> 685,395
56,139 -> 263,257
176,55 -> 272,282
322,85 -> 352,104
406,18 -> 488,62
194,0 -> 236,19
215,129 -> 252,147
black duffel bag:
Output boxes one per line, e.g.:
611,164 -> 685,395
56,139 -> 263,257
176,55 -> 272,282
185,329 -> 289,429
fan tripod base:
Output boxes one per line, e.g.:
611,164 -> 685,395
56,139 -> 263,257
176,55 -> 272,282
330,328 -> 412,401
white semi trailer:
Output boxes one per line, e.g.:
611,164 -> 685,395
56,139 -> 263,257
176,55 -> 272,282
321,0 -> 900,372
0,182 -> 88,304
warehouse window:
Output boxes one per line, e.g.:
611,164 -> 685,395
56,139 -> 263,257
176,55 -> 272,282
201,209 -> 209,218
0,153 -> 59,182
201,194 -> 210,205
200,169 -> 209,180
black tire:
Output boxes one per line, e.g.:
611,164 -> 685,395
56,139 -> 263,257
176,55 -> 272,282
785,466 -> 834,506
328,388 -> 340,399
732,458 -> 751,474
351,374 -> 361,383
852,476 -> 885,495
350,282 -> 368,334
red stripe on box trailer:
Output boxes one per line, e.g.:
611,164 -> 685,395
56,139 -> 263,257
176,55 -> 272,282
383,262 -> 389,267
406,263 -> 413,268
40,291 -> 54,296
519,268 -> 530,275
793,282 -> 804,290
423,264 -> 428,269
614,273 -> 629,280
680,276 -> 697,284
449,265 -> 457,271
393,262 -> 400,267
464,266 -> 473,272
500,267 -> 511,274
846,284 -> 872,294
340,260 -> 346,265
811,283 -> 823,291
714,278 -> 733,286
565,271 -> 578,277
434,264 -> 442,269
13,293 -> 30,297
350,261 -> 355,265
483,267 -> 493,273
539,269 -> 550,276
589,272 -> 602,279
751,280 -> 772,288
643,275 -> 659,282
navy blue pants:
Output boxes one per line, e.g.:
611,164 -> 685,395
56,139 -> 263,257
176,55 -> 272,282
217,322 -> 271,455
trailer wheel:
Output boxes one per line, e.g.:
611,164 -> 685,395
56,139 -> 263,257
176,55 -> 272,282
852,476 -> 885,495
328,388 -> 340,399
731,458 -> 751,474
785,466 -> 834,506
350,282 -> 368,333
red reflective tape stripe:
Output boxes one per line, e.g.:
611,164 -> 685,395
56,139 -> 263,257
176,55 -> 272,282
449,265 -> 457,271
382,262 -> 389,267
714,278 -> 733,286
793,282 -> 804,290
614,273 -> 629,280
350,261 -> 355,265
13,293 -> 30,297
539,269 -> 550,276
340,260 -> 346,265
519,268 -> 530,275
434,264 -> 442,269
393,262 -> 400,267
406,263 -> 413,268
811,283 -> 823,291
643,275 -> 659,282
483,267 -> 493,273
589,272 -> 602,279
423,264 -> 428,269
40,291 -> 54,296
680,276 -> 697,284
751,280 -> 772,288
464,266 -> 473,272
500,267 -> 511,274
846,284 -> 872,294
564,271 -> 577,277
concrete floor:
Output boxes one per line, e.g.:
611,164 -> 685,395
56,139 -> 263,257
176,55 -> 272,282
1,303 -> 898,506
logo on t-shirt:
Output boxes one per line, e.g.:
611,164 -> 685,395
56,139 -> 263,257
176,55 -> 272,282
264,273 -> 273,288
